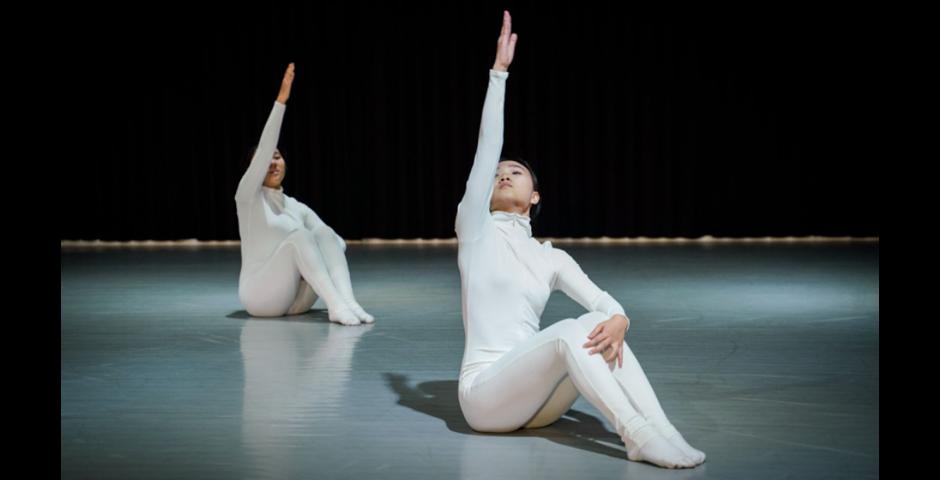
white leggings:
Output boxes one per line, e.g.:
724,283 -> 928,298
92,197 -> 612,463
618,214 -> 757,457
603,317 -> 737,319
239,225 -> 356,317
459,311 -> 673,450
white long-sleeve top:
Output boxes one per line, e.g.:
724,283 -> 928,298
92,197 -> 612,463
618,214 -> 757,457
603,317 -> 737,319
456,70 -> 626,386
235,101 -> 345,276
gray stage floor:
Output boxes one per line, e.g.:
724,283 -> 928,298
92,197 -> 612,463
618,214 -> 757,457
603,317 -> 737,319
61,242 -> 879,479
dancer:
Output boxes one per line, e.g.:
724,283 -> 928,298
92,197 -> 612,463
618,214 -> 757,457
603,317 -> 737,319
235,63 -> 373,325
455,12 -> 705,468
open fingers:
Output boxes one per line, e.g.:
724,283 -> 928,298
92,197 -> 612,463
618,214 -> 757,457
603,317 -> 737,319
589,337 -> 613,355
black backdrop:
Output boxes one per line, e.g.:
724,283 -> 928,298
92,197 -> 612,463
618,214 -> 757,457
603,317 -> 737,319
60,3 -> 879,241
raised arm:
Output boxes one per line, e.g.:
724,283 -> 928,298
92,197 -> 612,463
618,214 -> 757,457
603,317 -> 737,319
235,63 -> 295,204
455,11 -> 518,241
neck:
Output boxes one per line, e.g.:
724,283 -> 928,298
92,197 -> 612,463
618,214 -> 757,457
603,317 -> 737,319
491,205 -> 530,217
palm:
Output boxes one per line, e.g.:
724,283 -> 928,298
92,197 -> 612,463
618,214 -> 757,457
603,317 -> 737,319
278,63 -> 295,103
493,11 -> 518,71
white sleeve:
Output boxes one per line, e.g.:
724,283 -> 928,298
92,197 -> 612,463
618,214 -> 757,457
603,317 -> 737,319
455,69 -> 508,242
551,248 -> 626,317
235,101 -> 286,204
301,202 -> 347,251
300,202 -> 326,231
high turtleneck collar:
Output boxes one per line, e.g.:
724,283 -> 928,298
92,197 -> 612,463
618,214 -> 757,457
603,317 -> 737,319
262,186 -> 285,210
491,210 -> 532,238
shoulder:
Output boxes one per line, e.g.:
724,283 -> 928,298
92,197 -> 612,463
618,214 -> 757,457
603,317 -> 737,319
284,193 -> 309,209
541,241 -> 576,267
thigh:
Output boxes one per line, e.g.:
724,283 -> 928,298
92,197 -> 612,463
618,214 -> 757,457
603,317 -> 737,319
460,319 -> 588,432
239,241 -> 303,317
523,376 -> 579,429
520,312 -> 610,429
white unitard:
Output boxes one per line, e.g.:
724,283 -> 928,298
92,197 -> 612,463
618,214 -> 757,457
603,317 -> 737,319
235,101 -> 364,322
455,70 -> 700,467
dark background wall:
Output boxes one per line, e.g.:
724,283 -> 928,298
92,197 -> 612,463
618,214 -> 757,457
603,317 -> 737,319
60,3 -> 878,240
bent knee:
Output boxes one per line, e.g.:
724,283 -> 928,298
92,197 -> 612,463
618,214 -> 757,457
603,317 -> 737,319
572,311 -> 613,334
551,318 -> 590,342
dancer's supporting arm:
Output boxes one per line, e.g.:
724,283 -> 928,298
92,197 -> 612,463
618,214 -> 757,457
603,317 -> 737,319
455,11 -> 518,242
235,63 -> 295,204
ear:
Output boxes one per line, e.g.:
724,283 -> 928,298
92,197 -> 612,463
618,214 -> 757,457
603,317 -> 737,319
530,190 -> 540,206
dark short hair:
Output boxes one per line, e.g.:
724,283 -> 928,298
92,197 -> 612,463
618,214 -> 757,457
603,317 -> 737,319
499,155 -> 541,219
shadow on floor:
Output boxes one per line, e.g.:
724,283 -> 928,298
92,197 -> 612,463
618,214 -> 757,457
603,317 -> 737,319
384,372 -> 628,460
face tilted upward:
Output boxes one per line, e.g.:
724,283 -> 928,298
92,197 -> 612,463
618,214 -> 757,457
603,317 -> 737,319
263,149 -> 286,188
490,160 -> 539,216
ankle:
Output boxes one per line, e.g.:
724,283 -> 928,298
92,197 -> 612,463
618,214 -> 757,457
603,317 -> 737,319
620,415 -> 658,452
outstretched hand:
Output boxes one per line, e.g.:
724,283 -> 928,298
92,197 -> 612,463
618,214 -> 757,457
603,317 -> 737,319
276,63 -> 295,104
492,11 -> 518,72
